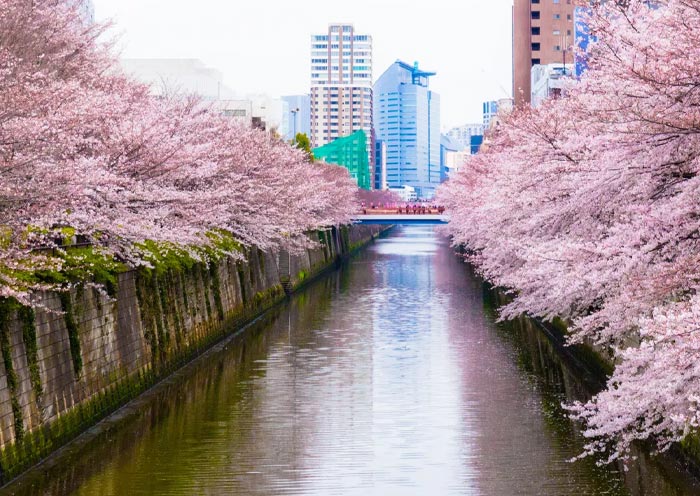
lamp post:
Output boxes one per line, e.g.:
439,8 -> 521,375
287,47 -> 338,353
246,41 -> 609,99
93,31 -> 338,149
290,107 -> 300,141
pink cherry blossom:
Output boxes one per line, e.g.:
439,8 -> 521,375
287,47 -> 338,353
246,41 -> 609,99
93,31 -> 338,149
0,0 -> 357,303
440,0 -> 700,462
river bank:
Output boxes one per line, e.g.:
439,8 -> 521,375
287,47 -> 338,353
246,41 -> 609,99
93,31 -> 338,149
3,226 -> 699,495
1,225 -> 635,495
0,225 -> 389,485
483,284 -> 700,494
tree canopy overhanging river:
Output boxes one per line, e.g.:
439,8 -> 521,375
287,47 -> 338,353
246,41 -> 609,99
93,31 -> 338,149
3,226 -> 699,495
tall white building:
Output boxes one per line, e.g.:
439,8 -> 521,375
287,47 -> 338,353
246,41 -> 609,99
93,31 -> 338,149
121,59 -> 287,133
310,24 -> 373,162
120,59 -> 236,100
531,63 -> 573,108
446,124 -> 484,151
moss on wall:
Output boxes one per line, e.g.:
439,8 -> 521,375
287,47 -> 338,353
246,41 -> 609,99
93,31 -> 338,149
0,300 -> 23,443
18,306 -> 41,408
135,271 -> 162,366
0,367 -> 158,482
0,225 -> 389,486
209,262 -> 224,322
236,263 -> 247,303
58,293 -> 82,378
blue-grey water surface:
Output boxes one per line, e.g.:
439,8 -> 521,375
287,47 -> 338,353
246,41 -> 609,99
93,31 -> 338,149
3,226 -> 698,495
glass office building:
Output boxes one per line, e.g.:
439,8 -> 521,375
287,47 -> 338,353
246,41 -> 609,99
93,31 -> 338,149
373,61 -> 440,199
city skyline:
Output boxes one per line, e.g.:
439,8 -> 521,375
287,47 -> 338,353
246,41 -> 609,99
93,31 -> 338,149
6,4 -> 700,494
93,0 -> 513,129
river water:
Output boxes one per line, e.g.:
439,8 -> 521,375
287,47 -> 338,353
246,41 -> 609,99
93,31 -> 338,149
3,226 -> 699,495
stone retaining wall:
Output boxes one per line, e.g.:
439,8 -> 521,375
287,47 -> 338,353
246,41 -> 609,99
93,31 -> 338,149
0,225 -> 388,483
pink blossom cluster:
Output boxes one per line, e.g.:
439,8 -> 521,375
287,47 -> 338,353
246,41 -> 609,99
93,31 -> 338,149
0,1 -> 357,303
439,0 -> 700,463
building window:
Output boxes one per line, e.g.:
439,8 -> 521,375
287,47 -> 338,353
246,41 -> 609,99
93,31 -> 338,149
531,58 -> 541,66
553,13 -> 560,19
531,11 -> 540,19
531,27 -> 540,35
531,42 -> 541,51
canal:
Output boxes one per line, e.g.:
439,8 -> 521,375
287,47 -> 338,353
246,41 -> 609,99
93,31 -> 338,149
3,226 -> 699,495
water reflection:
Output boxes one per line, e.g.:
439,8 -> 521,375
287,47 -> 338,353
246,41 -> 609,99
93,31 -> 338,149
2,226 -> 696,495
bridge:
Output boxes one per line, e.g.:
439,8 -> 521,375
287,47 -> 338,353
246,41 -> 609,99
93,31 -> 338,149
352,214 -> 449,225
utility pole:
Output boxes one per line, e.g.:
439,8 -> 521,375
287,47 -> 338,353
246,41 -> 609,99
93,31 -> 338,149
290,107 -> 299,141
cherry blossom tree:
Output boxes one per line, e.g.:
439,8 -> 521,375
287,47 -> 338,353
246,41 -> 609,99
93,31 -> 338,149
440,0 -> 700,463
357,189 -> 401,208
0,0 -> 357,303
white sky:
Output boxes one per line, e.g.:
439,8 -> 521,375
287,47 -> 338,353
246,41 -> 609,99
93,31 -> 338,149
94,0 -> 514,130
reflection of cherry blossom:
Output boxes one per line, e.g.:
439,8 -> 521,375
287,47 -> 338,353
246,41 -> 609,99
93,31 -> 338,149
440,0 -> 700,463
0,0 -> 357,303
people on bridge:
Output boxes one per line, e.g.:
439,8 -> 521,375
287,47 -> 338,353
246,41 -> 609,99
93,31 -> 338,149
358,203 -> 447,215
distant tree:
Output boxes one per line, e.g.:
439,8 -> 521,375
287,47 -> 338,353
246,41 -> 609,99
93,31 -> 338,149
293,133 -> 314,162
357,189 -> 401,207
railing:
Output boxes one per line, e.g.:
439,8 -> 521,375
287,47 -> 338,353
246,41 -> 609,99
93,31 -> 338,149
358,206 -> 447,216
352,213 -> 449,225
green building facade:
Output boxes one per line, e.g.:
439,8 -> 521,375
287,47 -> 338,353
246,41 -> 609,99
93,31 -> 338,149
313,130 -> 371,190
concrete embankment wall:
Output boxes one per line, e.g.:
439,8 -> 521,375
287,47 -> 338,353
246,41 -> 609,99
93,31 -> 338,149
0,224 -> 388,483
486,286 -> 614,384
485,283 -> 700,482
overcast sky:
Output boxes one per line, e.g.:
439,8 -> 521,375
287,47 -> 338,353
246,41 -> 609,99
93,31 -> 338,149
94,0 -> 513,130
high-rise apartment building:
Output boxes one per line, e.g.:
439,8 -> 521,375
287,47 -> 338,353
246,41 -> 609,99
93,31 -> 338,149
310,24 -> 373,177
374,60 -> 440,199
513,0 -> 575,106
446,124 -> 484,151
